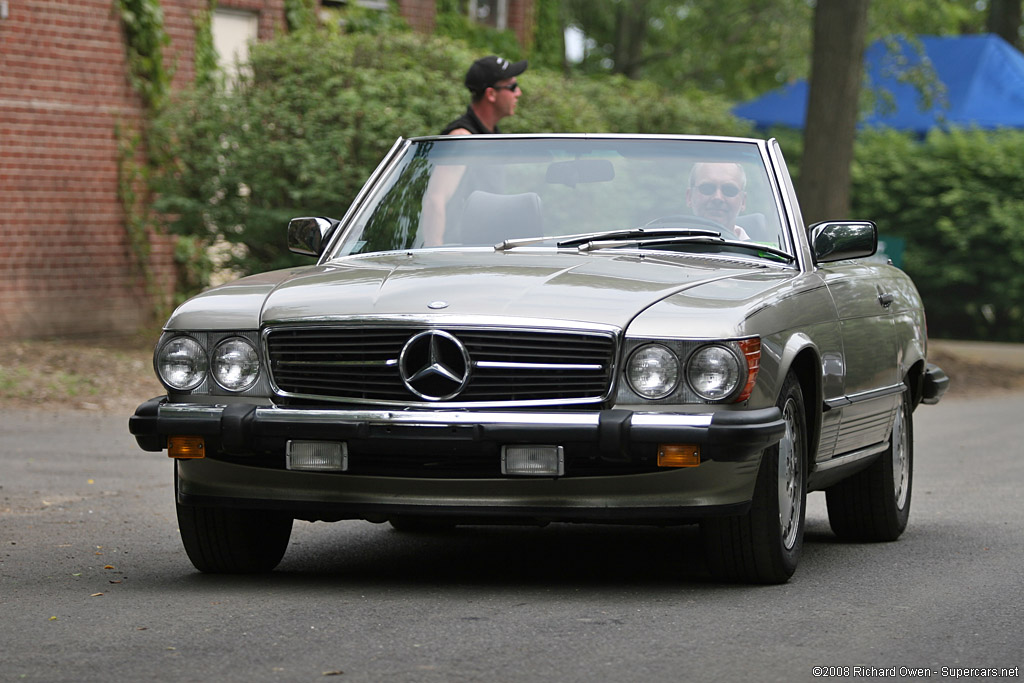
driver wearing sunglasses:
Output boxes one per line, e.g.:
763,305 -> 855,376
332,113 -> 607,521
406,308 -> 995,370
686,162 -> 751,240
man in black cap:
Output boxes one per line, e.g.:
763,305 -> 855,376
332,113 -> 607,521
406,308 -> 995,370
422,57 -> 527,246
441,55 -> 527,135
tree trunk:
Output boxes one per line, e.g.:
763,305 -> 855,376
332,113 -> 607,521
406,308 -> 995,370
798,0 -> 870,224
611,0 -> 650,79
986,0 -> 1022,50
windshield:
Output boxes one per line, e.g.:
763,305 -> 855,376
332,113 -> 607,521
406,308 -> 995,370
331,137 -> 792,259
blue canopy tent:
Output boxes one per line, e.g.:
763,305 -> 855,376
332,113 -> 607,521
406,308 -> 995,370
734,34 -> 1024,133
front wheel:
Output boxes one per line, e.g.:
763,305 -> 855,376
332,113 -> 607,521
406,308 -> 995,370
826,384 -> 913,541
701,372 -> 808,584
176,497 -> 293,573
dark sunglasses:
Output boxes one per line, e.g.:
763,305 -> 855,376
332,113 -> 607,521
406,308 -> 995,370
492,82 -> 521,93
697,182 -> 741,198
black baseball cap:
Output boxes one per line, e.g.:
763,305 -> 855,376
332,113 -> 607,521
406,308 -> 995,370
465,56 -> 528,94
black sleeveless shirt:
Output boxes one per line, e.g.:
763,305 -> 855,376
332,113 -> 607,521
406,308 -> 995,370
440,107 -> 498,135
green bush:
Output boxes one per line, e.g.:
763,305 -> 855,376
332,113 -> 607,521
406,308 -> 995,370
150,29 -> 744,297
852,128 -> 1024,342
151,31 -> 472,280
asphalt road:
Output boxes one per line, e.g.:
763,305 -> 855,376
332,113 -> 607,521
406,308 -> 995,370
2,393 -> 1022,683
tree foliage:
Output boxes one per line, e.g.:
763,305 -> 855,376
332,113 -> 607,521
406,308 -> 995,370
434,0 -> 524,60
558,0 -> 997,100
563,0 -> 812,99
531,0 -> 568,72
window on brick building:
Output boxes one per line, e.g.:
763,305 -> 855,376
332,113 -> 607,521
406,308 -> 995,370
321,0 -> 389,9
468,0 -> 508,30
212,8 -> 260,85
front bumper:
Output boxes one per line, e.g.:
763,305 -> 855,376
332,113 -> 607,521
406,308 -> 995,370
130,398 -> 785,522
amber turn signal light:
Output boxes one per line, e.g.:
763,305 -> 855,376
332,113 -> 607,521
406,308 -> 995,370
168,436 -> 206,459
657,443 -> 700,467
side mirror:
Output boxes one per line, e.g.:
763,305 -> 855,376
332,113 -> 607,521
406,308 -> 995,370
809,220 -> 877,263
288,217 -> 341,257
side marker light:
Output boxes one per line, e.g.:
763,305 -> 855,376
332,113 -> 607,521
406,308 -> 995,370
168,436 -> 206,459
657,444 -> 700,468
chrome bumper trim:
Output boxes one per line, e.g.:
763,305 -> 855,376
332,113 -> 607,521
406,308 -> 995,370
158,403 -> 714,430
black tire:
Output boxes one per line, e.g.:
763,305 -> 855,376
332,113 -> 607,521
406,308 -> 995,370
388,517 -> 455,533
176,500 -> 293,574
826,384 -> 913,542
701,372 -> 808,584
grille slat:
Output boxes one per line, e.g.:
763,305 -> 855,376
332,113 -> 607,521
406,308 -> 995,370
266,326 -> 616,404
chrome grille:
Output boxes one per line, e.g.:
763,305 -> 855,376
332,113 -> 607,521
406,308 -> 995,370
266,326 -> 616,405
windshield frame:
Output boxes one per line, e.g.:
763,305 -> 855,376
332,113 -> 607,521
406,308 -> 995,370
323,134 -> 797,266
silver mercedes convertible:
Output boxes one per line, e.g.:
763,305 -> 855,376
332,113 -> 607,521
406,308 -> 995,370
130,134 -> 948,583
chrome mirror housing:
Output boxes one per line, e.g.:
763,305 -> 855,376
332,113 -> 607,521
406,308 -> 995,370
809,220 -> 877,263
287,217 -> 341,257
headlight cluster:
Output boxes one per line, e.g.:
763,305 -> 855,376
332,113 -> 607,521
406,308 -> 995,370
625,339 -> 760,402
156,335 -> 261,393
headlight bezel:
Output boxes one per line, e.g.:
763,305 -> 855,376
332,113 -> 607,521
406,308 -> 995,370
154,330 -> 267,397
619,337 -> 761,404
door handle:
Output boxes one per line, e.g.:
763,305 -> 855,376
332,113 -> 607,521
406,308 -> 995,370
878,292 -> 894,308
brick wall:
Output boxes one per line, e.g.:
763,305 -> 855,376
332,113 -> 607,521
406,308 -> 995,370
0,0 -> 526,340
507,0 -> 534,48
0,0 -> 284,340
396,0 -> 436,34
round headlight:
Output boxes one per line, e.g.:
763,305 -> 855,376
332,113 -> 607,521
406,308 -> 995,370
627,344 -> 680,399
687,345 -> 741,400
212,338 -> 260,392
157,336 -> 207,391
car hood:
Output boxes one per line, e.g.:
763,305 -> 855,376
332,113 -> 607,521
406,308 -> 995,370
168,251 -> 778,331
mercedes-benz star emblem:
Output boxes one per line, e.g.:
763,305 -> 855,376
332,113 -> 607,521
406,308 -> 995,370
398,330 -> 471,401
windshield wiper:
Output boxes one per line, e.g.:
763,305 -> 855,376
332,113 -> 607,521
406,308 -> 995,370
556,227 -> 722,248
579,235 -> 796,262
491,227 -> 719,252
494,228 -> 793,262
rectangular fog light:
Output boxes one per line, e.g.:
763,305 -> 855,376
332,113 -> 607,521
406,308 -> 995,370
502,445 -> 564,477
286,441 -> 348,472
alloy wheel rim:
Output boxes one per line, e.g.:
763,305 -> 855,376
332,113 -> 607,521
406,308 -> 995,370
777,397 -> 802,550
892,403 -> 909,509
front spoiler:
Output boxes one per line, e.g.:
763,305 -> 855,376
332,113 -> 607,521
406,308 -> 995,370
129,398 -> 785,463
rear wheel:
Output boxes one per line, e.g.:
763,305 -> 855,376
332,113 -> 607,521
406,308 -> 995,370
176,487 -> 292,573
701,372 -> 807,584
826,384 -> 913,541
